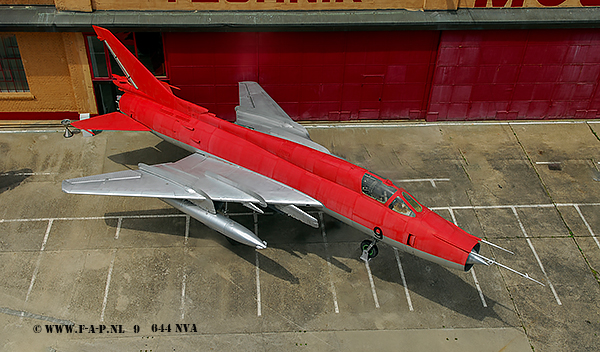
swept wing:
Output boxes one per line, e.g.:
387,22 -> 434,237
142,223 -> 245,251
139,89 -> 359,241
63,152 -> 321,221
235,81 -> 330,154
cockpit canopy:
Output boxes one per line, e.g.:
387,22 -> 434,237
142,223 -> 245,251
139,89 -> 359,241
361,173 -> 396,204
361,173 -> 423,217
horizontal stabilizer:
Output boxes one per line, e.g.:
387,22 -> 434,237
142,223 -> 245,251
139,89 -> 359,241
71,112 -> 151,133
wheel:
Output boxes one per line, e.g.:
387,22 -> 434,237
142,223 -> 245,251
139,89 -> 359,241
360,240 -> 379,259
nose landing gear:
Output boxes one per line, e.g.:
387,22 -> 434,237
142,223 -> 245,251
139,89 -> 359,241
360,239 -> 379,261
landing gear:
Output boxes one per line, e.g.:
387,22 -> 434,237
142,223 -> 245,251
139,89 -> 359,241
360,239 -> 379,261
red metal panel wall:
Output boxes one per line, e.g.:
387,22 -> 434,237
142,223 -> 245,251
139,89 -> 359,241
164,31 -> 439,121
429,29 -> 600,121
165,32 -> 259,120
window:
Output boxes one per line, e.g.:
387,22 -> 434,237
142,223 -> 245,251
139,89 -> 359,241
85,32 -> 167,114
0,35 -> 29,93
86,32 -> 166,80
361,173 -> 396,204
87,35 -> 109,79
389,197 -> 415,217
402,192 -> 423,213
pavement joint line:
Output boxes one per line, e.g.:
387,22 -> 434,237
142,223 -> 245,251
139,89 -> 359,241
0,120 -> 595,133
304,120 -> 598,130
364,260 -> 380,309
180,272 -> 187,321
511,207 -> 562,306
0,214 -> 187,223
25,219 -> 53,303
255,251 -> 262,317
181,215 -> 191,320
393,248 -> 413,311
2,202 -> 599,224
319,212 -> 340,314
470,269 -> 488,308
184,215 -> 190,246
0,307 -> 74,326
114,217 -> 122,240
394,178 -> 450,188
0,172 -> 56,176
253,213 -> 262,317
100,249 -> 117,322
573,205 -> 600,250
253,212 -> 259,238
431,202 -> 600,211
40,219 -> 52,252
448,207 -> 487,308
0,129 -> 63,134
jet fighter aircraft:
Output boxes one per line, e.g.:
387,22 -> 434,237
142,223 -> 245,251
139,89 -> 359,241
63,26 -> 543,285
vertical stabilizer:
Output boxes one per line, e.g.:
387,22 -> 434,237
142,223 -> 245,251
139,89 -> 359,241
93,26 -> 174,107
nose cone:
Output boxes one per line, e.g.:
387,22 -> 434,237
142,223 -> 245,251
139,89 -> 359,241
418,210 -> 482,271
466,249 -> 490,266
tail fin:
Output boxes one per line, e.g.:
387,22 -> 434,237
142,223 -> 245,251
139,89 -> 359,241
93,26 -> 174,107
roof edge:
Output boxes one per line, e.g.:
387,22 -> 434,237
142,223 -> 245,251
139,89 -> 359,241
1,6 -> 600,32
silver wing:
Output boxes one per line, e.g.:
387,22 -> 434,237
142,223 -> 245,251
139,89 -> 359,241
235,81 -> 330,154
63,152 -> 321,227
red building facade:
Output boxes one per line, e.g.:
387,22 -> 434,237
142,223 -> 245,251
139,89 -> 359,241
161,29 -> 600,121
2,5 -> 600,121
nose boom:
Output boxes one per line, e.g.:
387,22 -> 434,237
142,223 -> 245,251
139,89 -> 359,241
466,244 -> 545,286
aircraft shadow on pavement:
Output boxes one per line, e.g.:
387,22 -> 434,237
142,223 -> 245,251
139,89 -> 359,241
259,212 -> 510,323
103,207 -> 511,323
104,207 -> 299,286
0,168 -> 32,194
108,141 -> 192,167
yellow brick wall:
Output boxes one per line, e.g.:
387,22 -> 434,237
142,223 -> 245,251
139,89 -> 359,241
62,32 -> 97,114
0,32 -> 97,115
54,0 -> 92,12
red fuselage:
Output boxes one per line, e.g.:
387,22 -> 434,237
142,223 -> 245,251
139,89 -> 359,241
116,87 -> 481,271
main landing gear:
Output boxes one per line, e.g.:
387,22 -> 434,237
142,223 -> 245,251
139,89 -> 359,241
360,239 -> 379,262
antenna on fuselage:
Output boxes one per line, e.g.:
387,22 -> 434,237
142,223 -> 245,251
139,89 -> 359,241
104,42 -> 138,90
480,239 -> 514,255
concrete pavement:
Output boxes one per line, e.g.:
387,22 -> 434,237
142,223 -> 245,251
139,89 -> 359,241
1,119 -> 599,351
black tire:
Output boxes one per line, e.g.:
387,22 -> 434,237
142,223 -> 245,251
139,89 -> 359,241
360,240 -> 379,259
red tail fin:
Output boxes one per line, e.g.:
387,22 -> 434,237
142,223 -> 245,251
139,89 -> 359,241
93,26 -> 174,107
